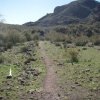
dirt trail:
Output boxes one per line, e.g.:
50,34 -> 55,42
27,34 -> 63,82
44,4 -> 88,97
39,41 -> 60,99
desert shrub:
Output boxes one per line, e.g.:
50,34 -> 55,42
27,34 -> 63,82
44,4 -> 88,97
75,36 -> 88,46
0,34 -> 5,46
5,42 -> 13,49
69,49 -> 79,63
63,42 -> 67,48
54,42 -> 61,47
67,43 -> 76,48
34,40 -> 39,46
0,34 -> 4,40
45,31 -> 66,42
0,54 -> 4,63
64,48 -> 79,64
24,32 -> 32,41
55,27 -> 67,34
75,41 -> 87,46
0,40 -> 4,47
90,35 -> 100,46
94,40 -> 100,46
82,47 -> 87,50
5,30 -> 26,46
20,46 -> 28,53
19,34 -> 26,43
65,39 -> 72,44
32,33 -> 39,40
6,32 -> 21,45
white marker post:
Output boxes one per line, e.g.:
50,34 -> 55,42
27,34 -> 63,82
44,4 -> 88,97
6,67 -> 12,79
9,67 -> 12,76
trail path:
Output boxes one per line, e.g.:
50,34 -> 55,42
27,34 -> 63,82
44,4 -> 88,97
39,41 -> 60,100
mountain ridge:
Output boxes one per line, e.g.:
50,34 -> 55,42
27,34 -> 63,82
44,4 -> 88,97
24,0 -> 100,26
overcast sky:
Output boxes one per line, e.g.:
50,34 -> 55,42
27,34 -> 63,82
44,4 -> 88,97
0,0 -> 100,25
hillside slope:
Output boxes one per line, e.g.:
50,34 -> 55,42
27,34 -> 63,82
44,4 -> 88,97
24,0 -> 100,26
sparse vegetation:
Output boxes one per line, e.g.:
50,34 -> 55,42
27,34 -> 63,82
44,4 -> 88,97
67,49 -> 79,63
42,41 -> 100,100
0,0 -> 100,99
0,54 -> 4,63
0,41 -> 46,100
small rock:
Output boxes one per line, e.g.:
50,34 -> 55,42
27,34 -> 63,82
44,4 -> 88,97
0,96 -> 3,100
6,75 -> 12,79
75,82 -> 79,84
71,86 -> 76,89
58,93 -> 61,97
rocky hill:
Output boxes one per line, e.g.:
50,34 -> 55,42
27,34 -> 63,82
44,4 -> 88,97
24,0 -> 100,26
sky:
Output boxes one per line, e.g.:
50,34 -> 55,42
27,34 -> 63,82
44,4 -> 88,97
0,0 -> 100,25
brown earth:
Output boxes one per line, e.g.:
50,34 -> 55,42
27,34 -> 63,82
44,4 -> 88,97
39,41 -> 60,100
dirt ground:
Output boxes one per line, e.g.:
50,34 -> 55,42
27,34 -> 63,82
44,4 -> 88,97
38,41 -> 60,100
19,41 -> 100,100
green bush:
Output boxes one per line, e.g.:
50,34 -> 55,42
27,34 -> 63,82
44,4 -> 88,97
0,40 -> 4,47
45,31 -> 66,42
0,54 -> 4,63
75,36 -> 88,46
20,46 -> 28,53
90,35 -> 100,46
54,42 -> 61,47
24,32 -> 32,41
93,36 -> 100,46
69,49 -> 79,63
32,33 -> 39,40
5,42 -> 13,49
0,34 -> 5,46
34,40 -> 39,46
75,41 -> 87,46
94,40 -> 100,46
6,32 -> 20,45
